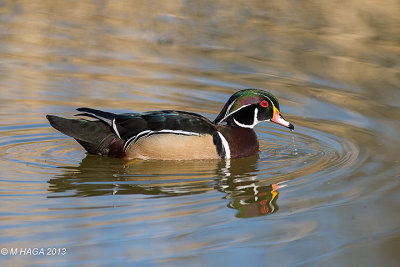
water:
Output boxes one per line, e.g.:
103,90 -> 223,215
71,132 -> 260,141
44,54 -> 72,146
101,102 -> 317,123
290,132 -> 298,156
1,1 -> 400,266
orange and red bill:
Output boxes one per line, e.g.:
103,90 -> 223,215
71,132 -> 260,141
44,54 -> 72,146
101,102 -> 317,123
271,106 -> 294,130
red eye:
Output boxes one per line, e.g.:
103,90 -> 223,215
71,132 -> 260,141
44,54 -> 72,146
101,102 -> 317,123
260,100 -> 269,107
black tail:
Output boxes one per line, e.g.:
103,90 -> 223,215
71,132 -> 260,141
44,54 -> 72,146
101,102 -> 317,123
46,115 -> 120,156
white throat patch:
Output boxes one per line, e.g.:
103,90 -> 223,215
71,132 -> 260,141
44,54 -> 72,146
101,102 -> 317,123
233,107 -> 259,128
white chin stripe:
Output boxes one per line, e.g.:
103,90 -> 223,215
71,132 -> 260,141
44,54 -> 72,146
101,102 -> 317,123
217,131 -> 231,159
233,107 -> 259,129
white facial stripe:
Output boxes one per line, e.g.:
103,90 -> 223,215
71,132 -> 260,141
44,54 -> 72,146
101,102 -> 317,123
224,100 -> 236,118
257,93 -> 273,105
233,118 -> 252,128
217,131 -> 231,159
123,129 -> 201,151
254,93 -> 279,113
217,92 -> 278,125
248,92 -> 279,112
217,103 -> 252,125
254,107 -> 259,125
233,107 -> 259,128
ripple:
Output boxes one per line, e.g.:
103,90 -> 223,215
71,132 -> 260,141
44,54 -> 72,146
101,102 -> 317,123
250,121 -> 367,218
216,121 -> 365,217
0,116 -> 366,218
258,123 -> 361,180
0,126 -> 83,172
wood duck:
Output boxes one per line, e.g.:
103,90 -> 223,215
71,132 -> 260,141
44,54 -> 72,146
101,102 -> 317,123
47,89 -> 294,160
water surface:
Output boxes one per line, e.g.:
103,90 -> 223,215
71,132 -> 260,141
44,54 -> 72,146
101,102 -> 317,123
0,1 -> 399,266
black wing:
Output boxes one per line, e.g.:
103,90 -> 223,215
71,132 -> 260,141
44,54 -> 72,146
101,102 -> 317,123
76,108 -> 217,139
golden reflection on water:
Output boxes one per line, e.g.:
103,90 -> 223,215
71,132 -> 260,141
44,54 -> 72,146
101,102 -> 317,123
47,154 -> 280,218
2,0 -> 399,107
1,0 -> 400,266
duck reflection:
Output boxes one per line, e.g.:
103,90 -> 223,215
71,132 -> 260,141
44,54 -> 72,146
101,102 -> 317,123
215,155 -> 280,218
48,155 -> 219,197
48,154 -> 280,218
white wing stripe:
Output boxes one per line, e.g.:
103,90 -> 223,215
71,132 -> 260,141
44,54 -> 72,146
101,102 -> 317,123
112,119 -> 121,138
123,130 -> 201,151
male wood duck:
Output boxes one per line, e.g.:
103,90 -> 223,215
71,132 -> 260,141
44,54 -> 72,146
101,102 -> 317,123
47,89 -> 294,160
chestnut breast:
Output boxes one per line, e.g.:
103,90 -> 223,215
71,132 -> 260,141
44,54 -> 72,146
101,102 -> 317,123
217,126 -> 259,159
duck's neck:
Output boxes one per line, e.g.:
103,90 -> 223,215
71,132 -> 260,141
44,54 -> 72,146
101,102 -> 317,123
217,125 -> 259,159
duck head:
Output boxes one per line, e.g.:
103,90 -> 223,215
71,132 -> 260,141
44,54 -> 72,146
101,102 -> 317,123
214,89 -> 294,130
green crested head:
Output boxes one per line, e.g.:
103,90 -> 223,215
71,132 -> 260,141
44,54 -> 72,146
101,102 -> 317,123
226,89 -> 280,112
213,89 -> 293,130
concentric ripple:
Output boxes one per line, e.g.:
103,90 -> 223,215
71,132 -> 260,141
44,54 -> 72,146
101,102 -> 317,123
0,123 -> 84,173
213,120 -> 365,217
259,123 -> 361,182
0,117 -> 365,218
